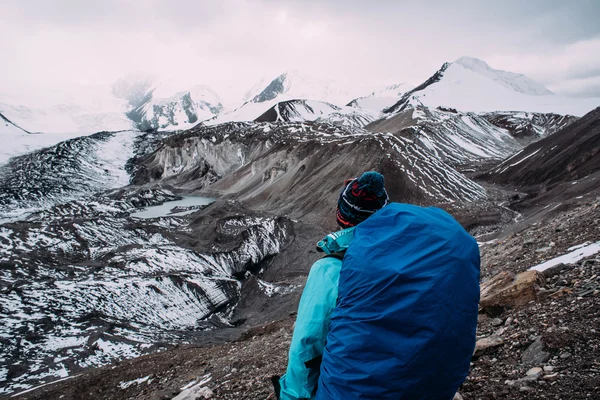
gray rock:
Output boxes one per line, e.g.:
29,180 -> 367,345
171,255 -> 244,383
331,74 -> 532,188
526,367 -> 543,378
560,351 -> 572,359
453,393 -> 464,400
521,337 -> 550,366
172,385 -> 213,400
492,318 -> 504,326
474,336 -> 505,356
542,263 -> 567,278
543,373 -> 559,381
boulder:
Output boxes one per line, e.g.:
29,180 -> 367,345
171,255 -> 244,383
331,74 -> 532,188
480,270 -> 546,312
474,335 -> 505,356
172,385 -> 213,400
521,337 -> 550,366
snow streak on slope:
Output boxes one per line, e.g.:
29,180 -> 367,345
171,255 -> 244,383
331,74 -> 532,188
385,56 -> 600,116
254,100 -> 377,128
369,106 -> 522,167
0,131 -> 141,223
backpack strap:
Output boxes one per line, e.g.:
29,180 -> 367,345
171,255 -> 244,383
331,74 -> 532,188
323,251 -> 346,261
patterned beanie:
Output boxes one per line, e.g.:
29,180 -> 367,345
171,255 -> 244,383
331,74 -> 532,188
336,171 -> 389,228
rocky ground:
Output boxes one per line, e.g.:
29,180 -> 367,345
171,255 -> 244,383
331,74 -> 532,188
7,197 -> 600,400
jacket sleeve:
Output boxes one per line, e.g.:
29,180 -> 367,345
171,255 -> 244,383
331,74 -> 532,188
279,257 -> 342,400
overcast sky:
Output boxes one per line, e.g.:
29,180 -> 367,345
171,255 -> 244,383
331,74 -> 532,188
1,0 -> 600,99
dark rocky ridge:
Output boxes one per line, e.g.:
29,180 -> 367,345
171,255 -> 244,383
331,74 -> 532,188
382,62 -> 451,114
251,74 -> 286,103
0,111 -> 31,134
481,112 -> 578,146
481,107 -> 600,201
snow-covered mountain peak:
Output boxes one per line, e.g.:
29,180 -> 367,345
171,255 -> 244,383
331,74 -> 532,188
451,56 -> 554,96
384,57 -> 599,116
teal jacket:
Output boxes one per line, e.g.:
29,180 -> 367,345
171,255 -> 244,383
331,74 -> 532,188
279,255 -> 342,400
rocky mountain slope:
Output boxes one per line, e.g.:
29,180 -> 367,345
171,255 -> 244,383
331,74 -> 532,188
481,111 -> 578,145
11,197 -> 600,400
368,105 -> 523,169
130,121 -> 494,228
384,56 -> 600,116
482,106 -> 600,206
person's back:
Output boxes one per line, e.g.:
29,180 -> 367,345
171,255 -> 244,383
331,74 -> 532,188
317,203 -> 480,399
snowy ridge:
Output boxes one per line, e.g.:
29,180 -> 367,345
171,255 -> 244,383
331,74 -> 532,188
483,106 -> 600,189
0,131 -> 141,223
385,57 -> 600,116
254,99 -> 377,128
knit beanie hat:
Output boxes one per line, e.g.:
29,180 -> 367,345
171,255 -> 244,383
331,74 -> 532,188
336,171 -> 389,228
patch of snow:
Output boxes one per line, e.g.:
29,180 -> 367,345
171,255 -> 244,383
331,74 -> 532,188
119,375 -> 151,389
530,241 -> 600,272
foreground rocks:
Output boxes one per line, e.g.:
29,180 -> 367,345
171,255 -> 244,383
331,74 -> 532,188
480,270 -> 546,313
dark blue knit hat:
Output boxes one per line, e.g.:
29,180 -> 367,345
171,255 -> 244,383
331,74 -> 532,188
336,171 -> 389,228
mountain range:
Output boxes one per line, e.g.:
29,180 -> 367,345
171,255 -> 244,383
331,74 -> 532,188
1,56 -> 600,397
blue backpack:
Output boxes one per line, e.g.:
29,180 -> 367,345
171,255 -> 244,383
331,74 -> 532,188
317,203 -> 480,400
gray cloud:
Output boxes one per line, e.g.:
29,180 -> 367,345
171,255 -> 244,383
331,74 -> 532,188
1,0 -> 599,98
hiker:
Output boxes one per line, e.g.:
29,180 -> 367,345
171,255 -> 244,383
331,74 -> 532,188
276,171 -> 480,400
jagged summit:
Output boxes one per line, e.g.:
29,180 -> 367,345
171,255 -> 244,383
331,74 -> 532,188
385,56 -> 599,116
250,70 -> 363,106
112,77 -> 224,131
